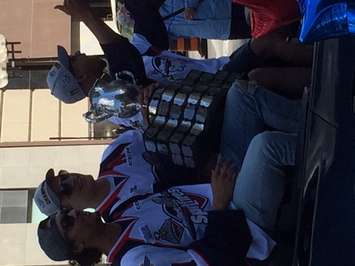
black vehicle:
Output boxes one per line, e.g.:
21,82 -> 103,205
291,36 -> 355,266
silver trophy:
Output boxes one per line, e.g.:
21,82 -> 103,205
144,70 -> 238,168
83,71 -> 144,128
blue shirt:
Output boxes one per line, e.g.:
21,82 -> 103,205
159,0 -> 232,39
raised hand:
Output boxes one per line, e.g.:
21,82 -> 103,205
211,156 -> 237,210
55,0 -> 92,21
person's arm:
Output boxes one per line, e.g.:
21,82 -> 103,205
222,41 -> 267,76
55,0 -> 150,86
250,35 -> 313,67
189,210 -> 252,266
124,0 -> 169,52
119,210 -> 252,266
55,0 -> 124,44
248,67 -> 311,99
210,157 -> 237,210
188,159 -> 252,265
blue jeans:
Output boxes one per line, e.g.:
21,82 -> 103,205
230,132 -> 297,231
220,80 -> 302,171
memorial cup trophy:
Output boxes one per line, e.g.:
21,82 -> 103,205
84,68 -> 239,171
83,71 -> 145,128
144,70 -> 239,169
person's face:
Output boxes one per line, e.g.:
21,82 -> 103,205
70,52 -> 105,95
45,169 -> 95,210
55,209 -> 101,252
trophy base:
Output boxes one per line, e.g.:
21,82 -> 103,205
144,70 -> 240,170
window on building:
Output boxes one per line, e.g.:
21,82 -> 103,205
0,189 -> 36,223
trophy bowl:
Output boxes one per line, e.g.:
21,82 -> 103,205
84,72 -> 144,127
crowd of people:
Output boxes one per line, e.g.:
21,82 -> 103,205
34,0 -> 314,265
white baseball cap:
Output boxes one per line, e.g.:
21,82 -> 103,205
47,46 -> 86,104
34,169 -> 61,216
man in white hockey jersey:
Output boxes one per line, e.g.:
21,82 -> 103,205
34,129 -> 159,221
36,130 -> 298,265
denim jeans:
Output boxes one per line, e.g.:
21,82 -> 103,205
230,132 -> 297,231
220,80 -> 301,230
220,80 -> 302,171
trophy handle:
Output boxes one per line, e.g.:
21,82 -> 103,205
83,110 -> 112,123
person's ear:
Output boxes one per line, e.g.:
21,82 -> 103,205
60,197 -> 71,210
72,242 -> 85,254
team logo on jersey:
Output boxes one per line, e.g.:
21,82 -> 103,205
151,56 -> 187,81
99,142 -> 130,176
151,188 -> 209,240
155,218 -> 184,244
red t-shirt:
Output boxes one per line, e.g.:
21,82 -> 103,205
234,0 -> 300,38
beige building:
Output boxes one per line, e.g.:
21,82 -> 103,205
0,0 -> 115,265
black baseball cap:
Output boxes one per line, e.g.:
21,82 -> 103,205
37,214 -> 74,261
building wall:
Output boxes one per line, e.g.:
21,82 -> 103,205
0,1 -> 114,265
0,0 -> 71,58
0,89 -> 89,142
0,144 -> 106,189
0,223 -> 65,266
0,144 -> 107,265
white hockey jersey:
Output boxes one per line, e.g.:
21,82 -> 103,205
106,184 -> 276,266
96,129 -> 158,221
131,33 -> 230,85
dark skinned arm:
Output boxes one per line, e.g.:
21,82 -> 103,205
55,0 -> 125,44
124,0 -> 169,53
248,67 -> 312,99
250,35 -> 314,67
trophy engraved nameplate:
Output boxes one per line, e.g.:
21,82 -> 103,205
184,156 -> 195,168
144,70 -> 239,168
172,153 -> 184,166
196,107 -> 208,123
169,131 -> 184,155
170,92 -> 186,120
182,135 -> 196,157
148,88 -> 164,118
190,123 -> 204,136
199,72 -> 215,85
195,84 -> 209,93
178,120 -> 192,133
180,85 -> 194,94
152,115 -> 167,127
157,142 -> 169,155
144,126 -> 160,152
